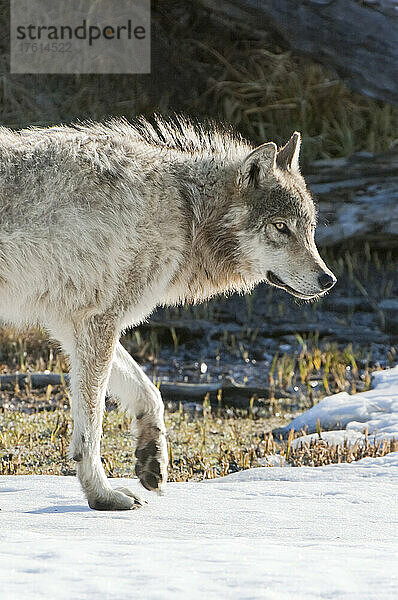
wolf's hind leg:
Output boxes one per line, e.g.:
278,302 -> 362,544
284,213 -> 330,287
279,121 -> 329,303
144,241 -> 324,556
69,317 -> 142,510
108,341 -> 168,492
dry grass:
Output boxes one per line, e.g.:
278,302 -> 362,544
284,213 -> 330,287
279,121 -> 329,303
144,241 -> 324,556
0,328 -> 68,375
0,404 -> 280,479
0,401 -> 395,480
201,41 -> 398,162
0,1 -> 397,162
286,433 -> 397,468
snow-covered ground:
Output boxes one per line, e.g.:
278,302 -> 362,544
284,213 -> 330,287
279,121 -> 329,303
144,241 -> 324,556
1,366 -> 397,599
278,365 -> 398,445
1,456 -> 397,600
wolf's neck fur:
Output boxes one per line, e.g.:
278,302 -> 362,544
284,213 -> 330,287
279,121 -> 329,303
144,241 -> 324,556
110,115 -> 257,304
79,116 -> 256,302
168,153 -> 256,304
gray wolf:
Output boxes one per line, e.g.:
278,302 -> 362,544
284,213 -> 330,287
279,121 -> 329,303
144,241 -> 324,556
0,116 -> 336,509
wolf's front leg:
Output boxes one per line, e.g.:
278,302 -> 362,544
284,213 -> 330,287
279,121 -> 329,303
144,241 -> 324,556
69,317 -> 142,510
108,341 -> 168,492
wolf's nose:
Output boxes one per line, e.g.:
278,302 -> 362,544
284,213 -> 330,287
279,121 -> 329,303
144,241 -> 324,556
318,273 -> 336,291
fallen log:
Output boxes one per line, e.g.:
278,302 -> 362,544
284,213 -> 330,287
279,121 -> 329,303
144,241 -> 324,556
307,150 -> 398,247
0,373 -> 69,388
0,373 -> 287,408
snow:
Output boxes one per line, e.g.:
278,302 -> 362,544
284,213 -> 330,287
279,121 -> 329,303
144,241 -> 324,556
290,429 -> 365,449
1,367 -> 397,599
277,365 -> 398,442
1,457 -> 398,600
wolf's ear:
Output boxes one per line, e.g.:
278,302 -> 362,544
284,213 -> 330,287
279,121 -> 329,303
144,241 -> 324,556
238,142 -> 277,188
276,132 -> 301,171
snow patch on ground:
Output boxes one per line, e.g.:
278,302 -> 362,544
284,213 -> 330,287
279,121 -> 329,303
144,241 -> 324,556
290,429 -> 365,449
278,365 -> 398,443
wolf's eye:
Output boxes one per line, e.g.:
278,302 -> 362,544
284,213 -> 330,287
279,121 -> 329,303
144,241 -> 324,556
274,222 -> 289,234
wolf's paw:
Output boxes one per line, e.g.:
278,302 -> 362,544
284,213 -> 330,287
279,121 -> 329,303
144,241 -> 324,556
135,425 -> 168,492
88,487 -> 143,511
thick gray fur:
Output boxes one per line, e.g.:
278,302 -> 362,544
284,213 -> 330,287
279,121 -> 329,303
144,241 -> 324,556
0,116 -> 335,510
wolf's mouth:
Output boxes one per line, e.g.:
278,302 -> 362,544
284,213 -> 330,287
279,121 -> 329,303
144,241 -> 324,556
266,271 -> 321,300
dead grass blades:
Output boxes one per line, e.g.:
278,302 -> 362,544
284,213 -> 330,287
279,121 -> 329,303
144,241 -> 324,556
1,403 -> 396,480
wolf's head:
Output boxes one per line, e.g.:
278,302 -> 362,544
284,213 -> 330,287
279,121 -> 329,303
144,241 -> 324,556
236,132 -> 336,300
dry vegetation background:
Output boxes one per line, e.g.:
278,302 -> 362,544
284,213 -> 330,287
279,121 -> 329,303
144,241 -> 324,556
0,0 -> 397,160
0,0 -> 397,476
